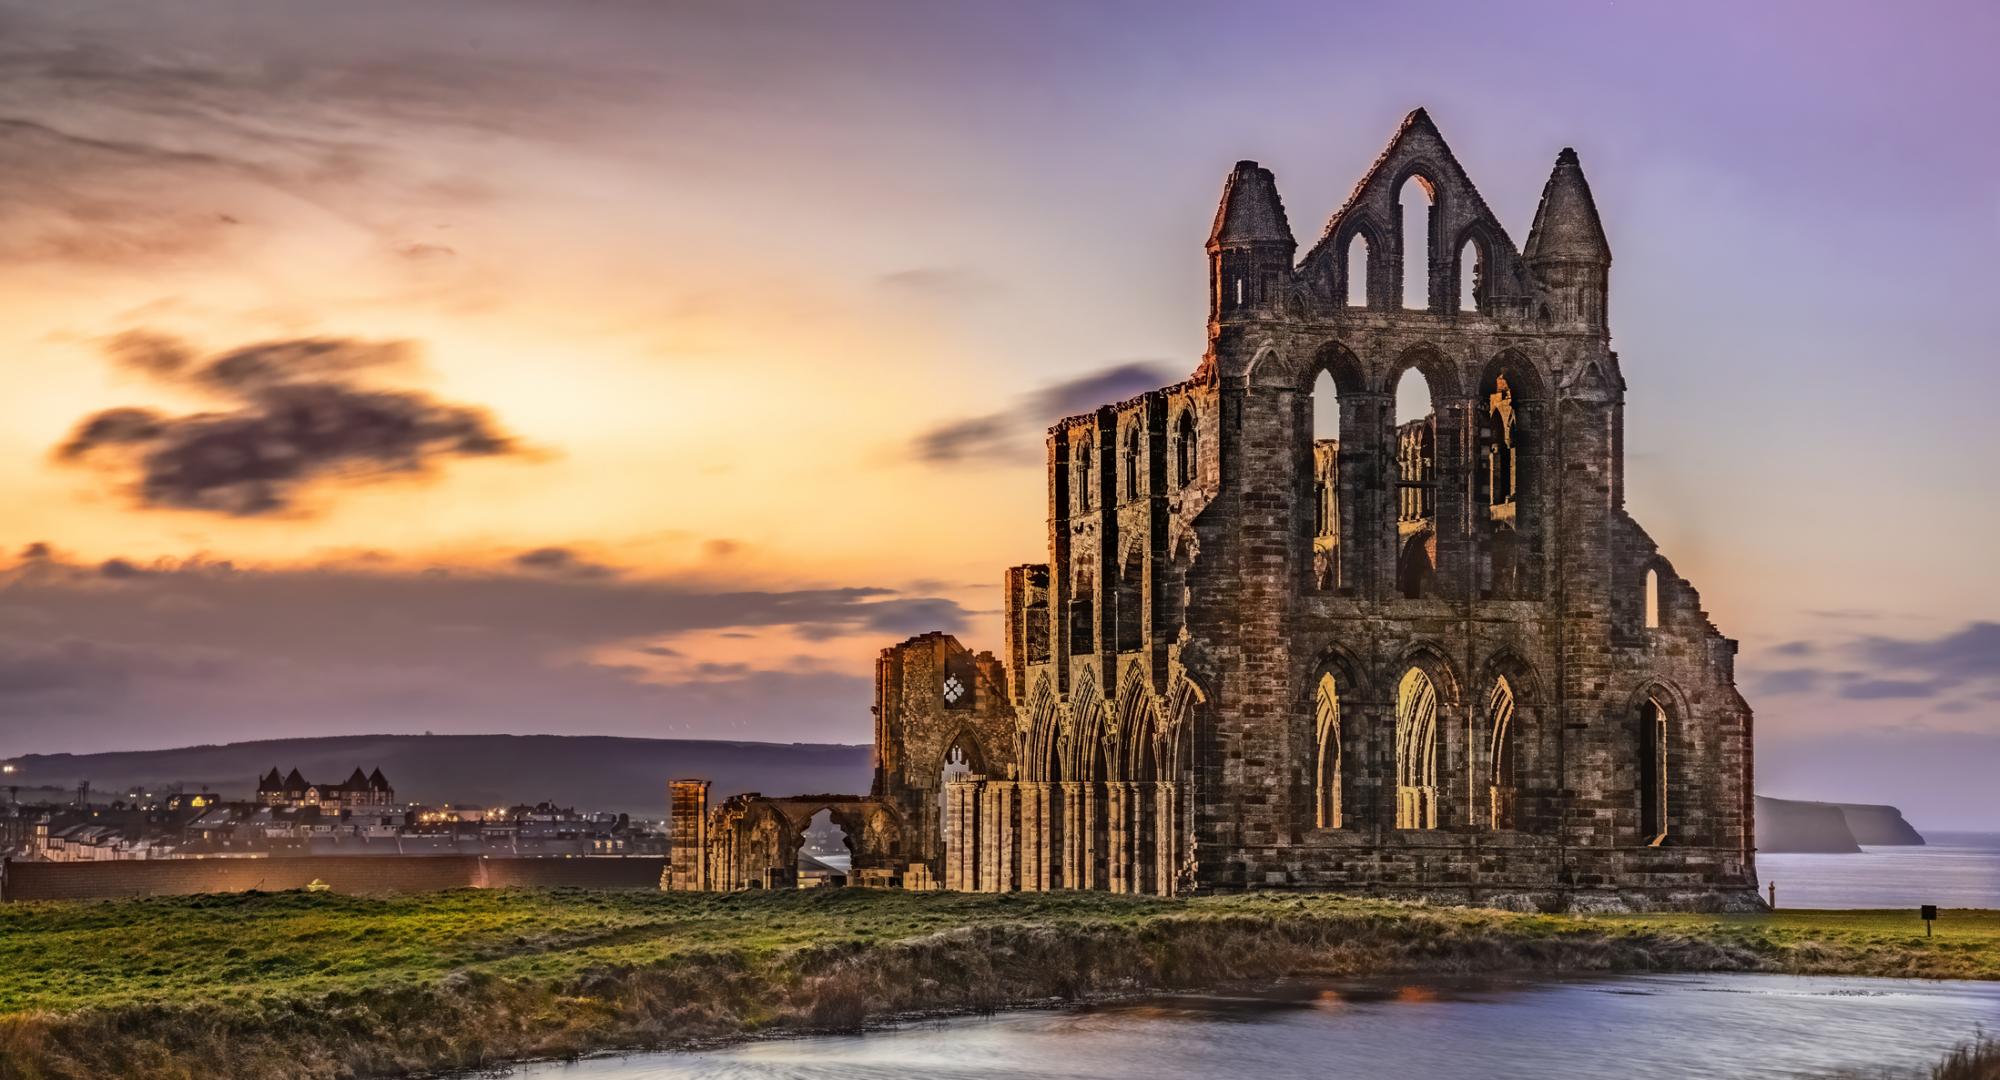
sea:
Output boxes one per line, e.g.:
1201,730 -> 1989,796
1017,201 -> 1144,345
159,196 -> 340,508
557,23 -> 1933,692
1758,830 -> 2000,909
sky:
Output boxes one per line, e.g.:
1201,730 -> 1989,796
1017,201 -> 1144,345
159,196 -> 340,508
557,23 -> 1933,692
0,1 -> 1994,827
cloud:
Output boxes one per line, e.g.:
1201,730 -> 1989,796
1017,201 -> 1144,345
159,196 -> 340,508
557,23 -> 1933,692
513,547 -> 615,580
1855,622 -> 2000,681
56,331 -> 523,516
875,266 -> 997,300
910,360 -> 1180,465
0,549 -> 975,752
1748,667 -> 1821,696
1837,677 -> 1945,701
1745,619 -> 2000,714
0,7 -> 670,266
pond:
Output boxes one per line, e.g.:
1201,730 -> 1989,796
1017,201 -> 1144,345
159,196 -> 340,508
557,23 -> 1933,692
502,972 -> 2000,1079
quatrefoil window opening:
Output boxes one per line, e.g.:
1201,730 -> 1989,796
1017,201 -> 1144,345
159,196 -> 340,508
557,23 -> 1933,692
942,675 -> 965,704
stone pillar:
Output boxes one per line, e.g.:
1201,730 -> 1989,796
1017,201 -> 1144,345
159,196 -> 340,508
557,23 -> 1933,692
666,779 -> 710,891
1154,780 -> 1177,897
1106,782 -> 1128,894
1061,781 -> 1084,889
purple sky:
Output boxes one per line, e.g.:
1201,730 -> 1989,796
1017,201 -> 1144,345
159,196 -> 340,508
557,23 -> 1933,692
0,1 -> 1994,828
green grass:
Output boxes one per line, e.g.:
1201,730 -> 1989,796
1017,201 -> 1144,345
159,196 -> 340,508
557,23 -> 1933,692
0,889 -> 1992,1079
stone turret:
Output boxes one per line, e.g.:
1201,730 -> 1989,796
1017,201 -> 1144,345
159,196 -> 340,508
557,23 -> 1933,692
1524,147 -> 1612,332
1207,160 -> 1295,324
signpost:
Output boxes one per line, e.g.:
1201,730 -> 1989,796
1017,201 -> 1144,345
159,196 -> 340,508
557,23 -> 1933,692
1921,904 -> 1937,937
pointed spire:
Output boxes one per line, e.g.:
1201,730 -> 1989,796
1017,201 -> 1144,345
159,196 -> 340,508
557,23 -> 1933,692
1207,160 -> 1295,250
1524,148 -> 1610,265
368,768 -> 389,791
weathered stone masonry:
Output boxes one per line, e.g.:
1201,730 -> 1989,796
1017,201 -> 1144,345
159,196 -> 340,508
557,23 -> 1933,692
670,111 -> 1758,910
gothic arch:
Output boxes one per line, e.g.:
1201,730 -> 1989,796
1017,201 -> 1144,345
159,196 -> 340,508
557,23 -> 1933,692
1382,342 -> 1465,401
1329,217 -> 1386,307
1627,677 -> 1693,847
1022,674 -> 1060,782
1116,664 -> 1163,782
1308,339 -> 1370,396
1244,342 -> 1303,389
1067,670 -> 1109,783
1388,640 -> 1463,705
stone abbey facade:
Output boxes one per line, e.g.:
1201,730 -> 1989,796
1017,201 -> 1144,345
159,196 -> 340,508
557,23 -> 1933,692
669,111 -> 1758,910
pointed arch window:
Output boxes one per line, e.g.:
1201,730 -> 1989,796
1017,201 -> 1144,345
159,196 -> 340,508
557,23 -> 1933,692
1124,425 -> 1142,501
1175,409 -> 1197,488
1644,568 -> 1661,629
1486,677 -> 1516,829
1345,232 -> 1370,308
1640,695 -> 1669,844
1075,436 -> 1093,513
1458,235 -> 1488,313
1395,668 -> 1440,829
1315,673 -> 1342,828
1398,175 -> 1436,311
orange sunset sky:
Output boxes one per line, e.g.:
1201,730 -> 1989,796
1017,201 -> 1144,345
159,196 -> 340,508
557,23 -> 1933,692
1,2 -> 1995,827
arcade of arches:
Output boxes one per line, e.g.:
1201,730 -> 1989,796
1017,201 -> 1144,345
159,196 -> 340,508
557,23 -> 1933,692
666,111 -> 1759,911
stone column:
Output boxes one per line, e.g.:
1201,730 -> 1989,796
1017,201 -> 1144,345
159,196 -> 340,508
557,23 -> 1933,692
1106,782 -> 1128,893
1061,781 -> 1084,889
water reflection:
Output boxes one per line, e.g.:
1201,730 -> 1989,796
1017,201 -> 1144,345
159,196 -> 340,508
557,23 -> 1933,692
501,973 -> 2000,1080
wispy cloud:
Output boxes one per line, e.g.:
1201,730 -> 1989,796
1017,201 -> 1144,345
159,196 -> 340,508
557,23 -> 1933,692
910,360 -> 1180,465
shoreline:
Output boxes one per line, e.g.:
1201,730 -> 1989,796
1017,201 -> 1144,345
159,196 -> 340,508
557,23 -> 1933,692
2,889 -> 1994,1080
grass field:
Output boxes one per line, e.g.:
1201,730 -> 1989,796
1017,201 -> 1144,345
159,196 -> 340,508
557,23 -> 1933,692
0,889 -> 1993,1079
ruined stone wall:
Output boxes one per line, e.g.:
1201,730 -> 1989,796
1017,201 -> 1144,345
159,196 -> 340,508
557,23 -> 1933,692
964,110 -> 1757,909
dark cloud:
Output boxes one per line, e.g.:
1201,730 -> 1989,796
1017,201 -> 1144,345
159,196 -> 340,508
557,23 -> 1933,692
912,413 -> 1015,464
1744,620 -> 1999,710
1747,668 -> 1821,696
514,547 -> 615,580
1837,677 -> 1945,701
911,360 -> 1180,466
0,550 -> 974,752
56,331 -> 522,516
1855,622 -> 2000,681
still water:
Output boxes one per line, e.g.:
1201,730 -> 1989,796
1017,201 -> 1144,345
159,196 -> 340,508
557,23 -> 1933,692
507,973 -> 2000,1080
1761,832 -> 2000,910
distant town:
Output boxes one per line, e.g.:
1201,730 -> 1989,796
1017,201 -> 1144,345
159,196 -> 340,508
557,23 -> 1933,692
0,765 -> 668,862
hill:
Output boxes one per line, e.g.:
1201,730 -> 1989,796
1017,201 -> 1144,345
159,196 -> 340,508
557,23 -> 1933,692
1,734 -> 872,819
1756,796 -> 1927,853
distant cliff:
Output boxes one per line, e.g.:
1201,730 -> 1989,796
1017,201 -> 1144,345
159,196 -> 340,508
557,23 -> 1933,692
1757,796 -> 1927,853
4,734 -> 873,819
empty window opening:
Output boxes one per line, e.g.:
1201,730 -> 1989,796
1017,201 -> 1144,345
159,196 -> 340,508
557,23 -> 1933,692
939,743 -> 971,842
1487,677 -> 1516,830
1345,233 -> 1370,308
1640,697 -> 1668,845
1175,409 -> 1197,488
1234,277 -> 1244,307
1459,237 -> 1486,313
798,809 -> 850,888
1124,426 -> 1141,501
1644,568 -> 1661,628
1395,667 -> 1440,829
1075,438 -> 1093,513
1315,673 -> 1342,828
1399,175 -> 1435,310
1485,372 -> 1519,509
1311,369 -> 1343,591
1394,368 -> 1437,599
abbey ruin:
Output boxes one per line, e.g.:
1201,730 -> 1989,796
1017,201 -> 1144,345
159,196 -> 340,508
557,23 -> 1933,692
669,111 -> 1759,910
